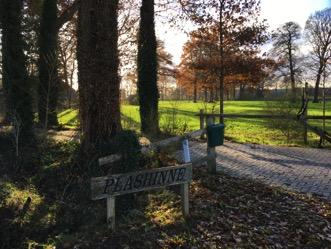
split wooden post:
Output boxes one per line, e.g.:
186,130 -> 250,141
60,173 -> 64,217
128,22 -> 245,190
98,153 -> 122,231
303,108 -> 308,144
106,197 -> 115,230
206,117 -> 217,173
180,182 -> 189,217
199,109 -> 205,139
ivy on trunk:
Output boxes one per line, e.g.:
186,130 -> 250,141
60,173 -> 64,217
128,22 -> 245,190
1,0 -> 33,137
137,0 -> 159,136
77,0 -> 121,153
38,0 -> 59,128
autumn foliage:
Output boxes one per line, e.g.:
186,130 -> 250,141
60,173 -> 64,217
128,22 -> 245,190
177,24 -> 273,101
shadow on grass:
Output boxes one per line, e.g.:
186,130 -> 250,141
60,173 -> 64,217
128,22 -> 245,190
159,107 -> 198,117
121,113 -> 140,130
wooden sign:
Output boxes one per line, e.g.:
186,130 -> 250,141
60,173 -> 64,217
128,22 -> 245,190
91,164 -> 192,230
91,164 -> 192,200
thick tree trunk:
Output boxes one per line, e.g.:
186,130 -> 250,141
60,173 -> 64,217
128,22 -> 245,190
38,0 -> 59,128
77,0 -> 121,152
1,0 -> 33,136
137,0 -> 159,136
1,34 -> 11,123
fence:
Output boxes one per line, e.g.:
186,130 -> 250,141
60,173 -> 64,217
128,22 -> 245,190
142,129 -> 215,171
197,107 -> 331,145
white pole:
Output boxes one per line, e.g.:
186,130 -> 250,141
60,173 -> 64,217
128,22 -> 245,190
182,139 -> 191,163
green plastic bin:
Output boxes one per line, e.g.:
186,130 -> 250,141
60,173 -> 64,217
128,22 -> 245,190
207,124 -> 225,147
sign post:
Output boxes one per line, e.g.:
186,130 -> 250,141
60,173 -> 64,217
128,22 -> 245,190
91,164 -> 192,230
182,139 -> 191,163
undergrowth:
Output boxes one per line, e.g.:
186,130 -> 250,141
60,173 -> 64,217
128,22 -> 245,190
0,132 -> 330,248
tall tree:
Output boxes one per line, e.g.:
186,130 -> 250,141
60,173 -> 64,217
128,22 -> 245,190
38,0 -> 59,127
272,22 -> 302,99
158,40 -> 175,100
178,24 -> 268,102
305,8 -> 331,103
137,0 -> 159,136
38,0 -> 79,127
0,9 -> 11,123
179,0 -> 266,121
77,0 -> 121,152
0,0 -> 34,136
58,16 -> 77,108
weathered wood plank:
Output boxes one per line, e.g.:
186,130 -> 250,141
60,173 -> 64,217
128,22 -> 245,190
107,197 -> 115,230
195,113 -> 331,120
91,164 -> 192,200
151,129 -> 206,150
180,182 -> 189,217
299,118 -> 331,143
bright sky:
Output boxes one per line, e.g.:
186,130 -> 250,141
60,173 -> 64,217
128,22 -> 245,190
159,0 -> 331,65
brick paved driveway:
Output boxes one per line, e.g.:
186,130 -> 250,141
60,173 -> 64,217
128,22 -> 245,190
185,141 -> 331,200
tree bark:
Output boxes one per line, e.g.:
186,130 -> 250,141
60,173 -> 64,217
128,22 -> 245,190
0,32 -> 10,123
38,0 -> 59,127
1,0 -> 33,136
287,38 -> 296,100
77,0 -> 121,152
137,0 -> 159,136
313,64 -> 323,103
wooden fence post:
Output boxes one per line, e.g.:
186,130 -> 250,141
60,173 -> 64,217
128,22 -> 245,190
303,83 -> 308,144
303,108 -> 308,145
199,109 -> 205,139
206,117 -> 217,173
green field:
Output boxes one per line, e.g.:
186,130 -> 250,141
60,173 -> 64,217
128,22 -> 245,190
58,101 -> 331,147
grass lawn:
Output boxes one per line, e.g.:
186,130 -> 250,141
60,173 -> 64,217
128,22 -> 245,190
58,100 -> 331,147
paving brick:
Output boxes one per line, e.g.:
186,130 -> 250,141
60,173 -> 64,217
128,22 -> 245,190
176,141 -> 331,200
